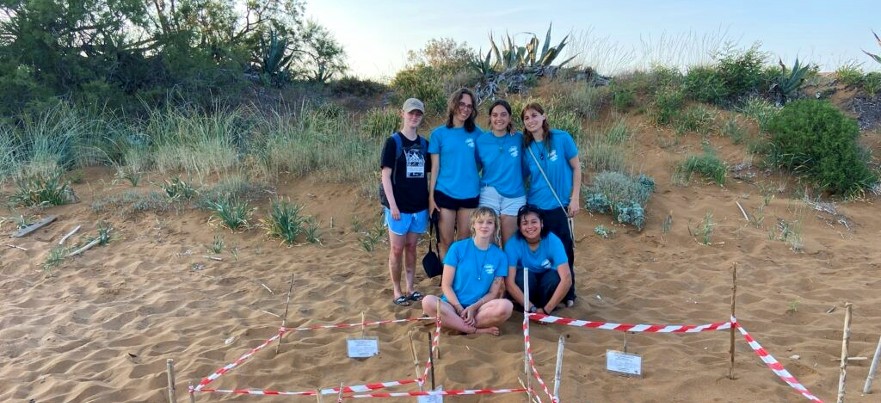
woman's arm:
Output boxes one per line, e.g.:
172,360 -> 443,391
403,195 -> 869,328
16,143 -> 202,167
380,167 -> 399,220
543,263 -> 572,314
429,153 -> 440,213
567,155 -> 581,216
440,264 -> 464,314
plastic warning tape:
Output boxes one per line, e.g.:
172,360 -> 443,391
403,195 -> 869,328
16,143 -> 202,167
194,378 -> 422,397
345,388 -> 528,398
419,314 -> 442,384
529,313 -> 731,333
284,317 -> 433,332
194,330 -> 283,391
523,316 -> 555,403
735,317 -> 823,402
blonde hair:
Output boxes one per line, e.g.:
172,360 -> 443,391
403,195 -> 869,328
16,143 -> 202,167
470,206 -> 500,240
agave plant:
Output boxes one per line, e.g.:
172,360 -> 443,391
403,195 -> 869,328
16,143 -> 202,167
259,30 -> 293,87
771,58 -> 810,106
487,23 -> 576,72
864,31 -> 881,64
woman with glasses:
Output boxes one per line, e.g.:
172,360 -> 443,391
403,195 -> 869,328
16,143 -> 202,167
504,205 -> 572,315
475,99 -> 525,246
521,102 -> 581,307
428,88 -> 482,260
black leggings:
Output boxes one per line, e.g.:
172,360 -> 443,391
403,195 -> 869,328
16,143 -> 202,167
537,206 -> 576,301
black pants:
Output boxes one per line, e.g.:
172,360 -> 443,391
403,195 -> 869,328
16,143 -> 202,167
515,268 -> 563,309
537,207 -> 576,301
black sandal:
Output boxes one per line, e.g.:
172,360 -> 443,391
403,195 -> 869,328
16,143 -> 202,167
393,296 -> 411,306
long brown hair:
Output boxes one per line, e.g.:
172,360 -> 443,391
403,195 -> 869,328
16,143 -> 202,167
521,102 -> 551,152
445,88 -> 477,132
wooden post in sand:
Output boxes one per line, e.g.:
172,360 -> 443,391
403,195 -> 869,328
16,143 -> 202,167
523,268 -> 532,401
729,263 -> 737,380
837,303 -> 853,403
188,382 -> 195,403
166,359 -> 176,403
407,331 -> 423,391
427,331 -> 435,390
275,274 -> 294,356
553,335 -> 565,401
864,335 -> 881,394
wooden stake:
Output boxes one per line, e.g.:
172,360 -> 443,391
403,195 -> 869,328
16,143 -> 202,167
4,244 -> 27,251
407,331 -> 422,391
188,382 -> 195,403
166,359 -> 176,403
837,303 -> 853,403
337,382 -> 344,403
360,312 -> 366,337
427,331 -> 435,391
734,201 -> 750,221
523,267 -> 532,402
863,335 -> 881,394
59,224 -> 81,245
434,298 -> 441,360
275,274 -> 294,355
553,335 -> 565,401
729,263 -> 737,380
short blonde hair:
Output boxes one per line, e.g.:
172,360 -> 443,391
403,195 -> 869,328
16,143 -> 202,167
470,206 -> 499,239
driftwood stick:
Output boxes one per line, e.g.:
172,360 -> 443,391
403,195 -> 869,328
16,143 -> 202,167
729,263 -> 737,380
523,267 -> 532,402
11,215 -> 56,238
427,331 -> 435,391
166,359 -> 176,403
59,225 -> 81,245
734,201 -> 749,221
5,244 -> 28,251
407,331 -> 422,391
203,255 -> 223,261
553,335 -> 565,401
837,303 -> 853,403
864,335 -> 881,394
275,274 -> 294,356
68,238 -> 101,257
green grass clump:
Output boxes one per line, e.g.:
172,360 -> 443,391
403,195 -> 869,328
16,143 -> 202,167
651,87 -> 684,126
91,190 -> 171,216
43,245 -> 68,274
863,72 -> 881,96
551,82 -> 608,120
10,171 -> 77,207
551,110 -> 583,142
676,105 -> 717,135
584,171 -> 655,230
835,63 -> 864,88
584,120 -> 632,174
721,117 -> 748,144
738,97 -> 778,133
263,198 -> 305,245
161,177 -> 197,201
362,108 -> 400,138
767,99 -> 877,196
206,197 -> 252,231
676,150 -> 728,185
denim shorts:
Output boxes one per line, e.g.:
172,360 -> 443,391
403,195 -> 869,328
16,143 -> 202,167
479,186 -> 526,216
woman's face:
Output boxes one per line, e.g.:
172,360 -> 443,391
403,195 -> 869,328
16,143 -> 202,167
490,104 -> 510,133
402,109 -> 423,130
519,212 -> 542,241
522,108 -> 545,134
472,213 -> 496,239
455,94 -> 474,124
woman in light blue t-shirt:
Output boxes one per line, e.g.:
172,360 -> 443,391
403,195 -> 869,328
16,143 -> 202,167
422,207 -> 513,335
428,88 -> 482,261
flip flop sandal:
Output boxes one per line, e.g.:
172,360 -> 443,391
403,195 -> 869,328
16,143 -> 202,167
393,296 -> 411,306
408,291 -> 424,301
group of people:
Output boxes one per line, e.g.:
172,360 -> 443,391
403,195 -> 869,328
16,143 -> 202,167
379,88 -> 581,335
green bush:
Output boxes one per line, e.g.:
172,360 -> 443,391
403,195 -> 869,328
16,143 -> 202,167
767,99 -> 877,196
584,171 -> 655,229
362,108 -> 400,138
10,170 -> 77,206
835,63 -> 864,88
550,110 -> 583,142
738,97 -> 779,133
864,72 -> 881,96
329,76 -> 388,97
390,65 -> 446,116
611,86 -> 636,111
716,45 -> 767,101
676,105 -> 717,135
676,150 -> 727,185
263,198 -> 306,245
552,82 -> 608,120
683,65 -> 728,104
651,87 -> 684,126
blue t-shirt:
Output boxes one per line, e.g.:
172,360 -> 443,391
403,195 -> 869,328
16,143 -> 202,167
505,233 -> 569,275
524,129 -> 579,210
428,125 -> 481,199
441,238 -> 507,307
476,131 -> 526,198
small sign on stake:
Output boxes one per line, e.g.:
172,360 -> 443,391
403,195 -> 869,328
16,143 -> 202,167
416,386 -> 444,403
606,349 -> 642,377
346,336 -> 379,358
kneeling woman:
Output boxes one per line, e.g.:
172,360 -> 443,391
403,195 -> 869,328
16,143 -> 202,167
504,205 -> 572,315
422,207 -> 513,335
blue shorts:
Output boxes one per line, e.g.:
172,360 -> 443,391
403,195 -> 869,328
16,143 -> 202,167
384,208 -> 429,236
479,186 -> 526,216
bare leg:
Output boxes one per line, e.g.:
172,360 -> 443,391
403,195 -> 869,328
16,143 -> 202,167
475,299 -> 514,331
403,232 -> 419,294
456,208 -> 475,240
422,296 -> 503,335
387,230 -> 406,300
499,214 -> 518,247
437,208 -> 457,260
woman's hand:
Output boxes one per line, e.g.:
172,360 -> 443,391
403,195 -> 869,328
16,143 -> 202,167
461,305 -> 477,326
390,206 -> 401,220
567,202 -> 580,217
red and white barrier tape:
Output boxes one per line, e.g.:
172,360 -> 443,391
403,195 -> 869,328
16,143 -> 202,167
345,388 -> 528,398
194,388 -> 317,396
529,313 -> 730,333
284,317 -> 433,332
194,330 -> 283,391
523,317 -> 555,402
419,313 -> 442,385
735,318 -> 823,402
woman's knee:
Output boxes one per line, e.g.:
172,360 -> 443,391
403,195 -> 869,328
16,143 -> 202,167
422,295 -> 440,314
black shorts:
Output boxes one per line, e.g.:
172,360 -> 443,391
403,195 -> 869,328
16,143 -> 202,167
434,189 -> 479,210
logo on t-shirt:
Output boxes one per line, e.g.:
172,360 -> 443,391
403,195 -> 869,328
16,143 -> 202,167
548,149 -> 559,162
404,146 -> 425,178
507,146 -> 519,157
466,138 -> 475,148
483,264 -> 494,275
541,259 -> 552,270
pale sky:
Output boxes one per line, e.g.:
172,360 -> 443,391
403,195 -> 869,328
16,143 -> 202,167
305,0 -> 881,81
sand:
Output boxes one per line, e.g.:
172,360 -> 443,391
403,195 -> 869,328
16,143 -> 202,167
2,125 -> 881,402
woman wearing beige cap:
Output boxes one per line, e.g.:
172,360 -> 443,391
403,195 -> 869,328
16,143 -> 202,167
380,98 -> 431,306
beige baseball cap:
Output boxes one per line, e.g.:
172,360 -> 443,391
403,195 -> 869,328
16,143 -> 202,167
402,98 -> 425,113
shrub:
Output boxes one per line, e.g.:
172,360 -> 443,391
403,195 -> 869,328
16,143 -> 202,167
864,72 -> 881,96
263,198 -> 305,245
390,65 -> 446,116
552,82 -> 608,120
835,63 -> 864,88
683,65 -> 728,104
611,86 -> 635,111
362,108 -> 400,138
206,197 -> 252,230
10,170 -> 77,206
584,171 -> 655,229
738,97 -> 779,133
676,105 -> 717,135
551,110 -> 583,142
161,177 -> 197,201
651,87 -> 684,125
329,76 -> 388,97
716,44 -> 767,101
767,99 -> 877,195
721,117 -> 748,144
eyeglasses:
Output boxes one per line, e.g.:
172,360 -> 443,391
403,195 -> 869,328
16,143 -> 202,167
457,102 -> 473,110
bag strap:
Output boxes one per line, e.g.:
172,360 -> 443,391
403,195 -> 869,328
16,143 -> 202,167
527,145 -> 575,239
428,211 -> 439,252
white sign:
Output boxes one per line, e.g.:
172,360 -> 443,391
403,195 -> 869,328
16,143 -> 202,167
606,349 -> 642,377
417,386 -> 444,403
346,337 -> 379,358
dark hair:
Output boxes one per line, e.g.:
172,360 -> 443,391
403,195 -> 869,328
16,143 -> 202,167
487,99 -> 513,133
445,88 -> 477,132
521,102 -> 552,152
515,204 -> 549,239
